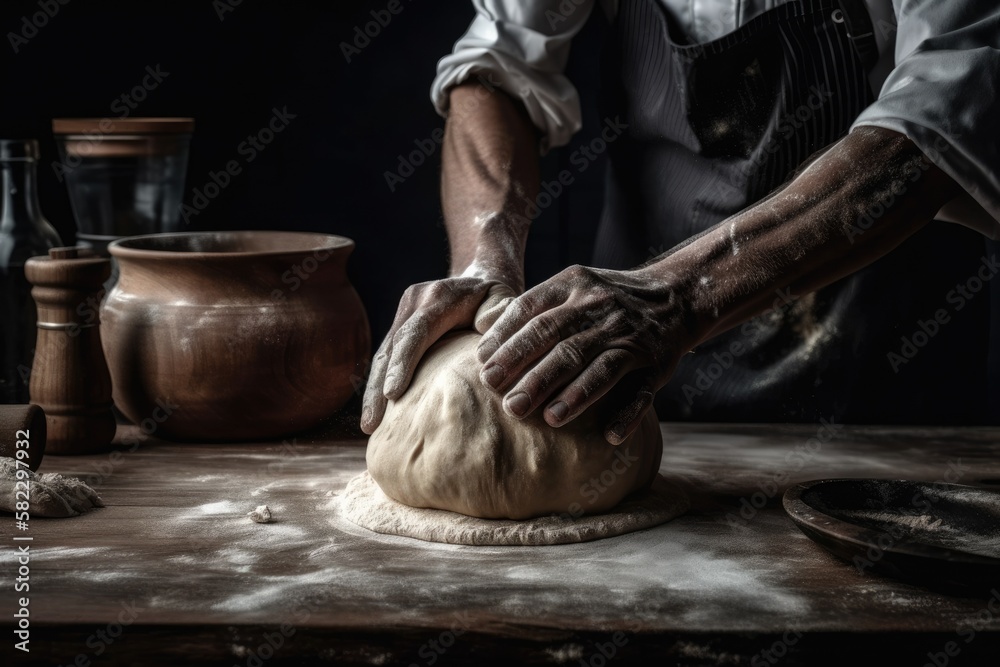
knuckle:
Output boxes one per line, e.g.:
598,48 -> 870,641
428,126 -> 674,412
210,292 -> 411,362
372,348 -> 391,366
579,289 -> 615,317
392,316 -> 427,346
554,340 -> 586,368
597,349 -> 629,374
510,294 -> 533,316
531,315 -> 561,346
603,309 -> 628,332
401,283 -> 421,301
497,299 -> 530,333
362,385 -> 382,409
426,281 -> 450,299
564,264 -> 589,281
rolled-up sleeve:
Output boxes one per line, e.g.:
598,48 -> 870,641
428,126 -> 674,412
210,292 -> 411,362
852,1 -> 1000,237
431,0 -> 596,152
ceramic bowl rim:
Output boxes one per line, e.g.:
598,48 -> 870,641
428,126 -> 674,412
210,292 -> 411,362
108,230 -> 354,260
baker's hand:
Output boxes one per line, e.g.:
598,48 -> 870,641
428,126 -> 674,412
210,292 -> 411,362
475,264 -> 693,445
361,277 -> 517,434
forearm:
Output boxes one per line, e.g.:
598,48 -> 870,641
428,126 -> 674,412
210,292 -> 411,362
441,82 -> 541,292
641,127 -> 963,346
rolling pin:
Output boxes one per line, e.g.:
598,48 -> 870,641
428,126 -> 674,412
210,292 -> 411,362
0,404 -> 46,471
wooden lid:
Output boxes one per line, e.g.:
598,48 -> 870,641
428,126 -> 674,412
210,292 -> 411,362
59,135 -> 189,158
25,246 -> 111,290
52,117 -> 195,135
49,246 -> 98,260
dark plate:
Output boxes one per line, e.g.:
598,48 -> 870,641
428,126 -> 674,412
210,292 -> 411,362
783,479 -> 1000,596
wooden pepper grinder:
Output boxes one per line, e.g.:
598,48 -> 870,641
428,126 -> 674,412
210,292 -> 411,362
25,247 -> 116,454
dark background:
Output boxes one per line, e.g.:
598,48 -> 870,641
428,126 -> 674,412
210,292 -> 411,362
0,0 -> 609,346
2,0 -> 997,421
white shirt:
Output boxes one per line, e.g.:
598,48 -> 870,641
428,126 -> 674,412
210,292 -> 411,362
431,0 -> 1000,238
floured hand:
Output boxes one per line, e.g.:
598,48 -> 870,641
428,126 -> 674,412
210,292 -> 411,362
476,264 -> 695,445
360,276 -> 516,434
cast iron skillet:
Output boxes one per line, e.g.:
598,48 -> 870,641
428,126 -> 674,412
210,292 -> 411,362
783,479 -> 1000,597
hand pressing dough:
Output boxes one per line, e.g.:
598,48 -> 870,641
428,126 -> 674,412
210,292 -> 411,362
367,332 -> 663,520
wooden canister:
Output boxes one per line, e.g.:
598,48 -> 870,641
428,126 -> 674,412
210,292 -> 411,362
25,247 -> 116,454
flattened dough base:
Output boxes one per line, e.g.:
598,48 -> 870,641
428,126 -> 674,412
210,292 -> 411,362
337,472 -> 689,546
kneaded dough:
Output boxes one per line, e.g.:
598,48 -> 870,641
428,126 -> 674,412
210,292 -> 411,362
367,332 -> 663,520
337,471 -> 688,546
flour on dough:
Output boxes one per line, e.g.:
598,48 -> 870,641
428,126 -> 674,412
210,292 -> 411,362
338,471 -> 688,546
366,332 -> 664,521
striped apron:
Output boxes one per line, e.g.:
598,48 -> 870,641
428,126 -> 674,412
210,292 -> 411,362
595,0 -> 990,423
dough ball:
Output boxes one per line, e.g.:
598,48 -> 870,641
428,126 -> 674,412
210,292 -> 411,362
366,332 -> 663,520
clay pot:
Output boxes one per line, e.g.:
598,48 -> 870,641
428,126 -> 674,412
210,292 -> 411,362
100,231 -> 370,441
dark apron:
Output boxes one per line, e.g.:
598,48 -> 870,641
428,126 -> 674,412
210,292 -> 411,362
596,0 -> 990,424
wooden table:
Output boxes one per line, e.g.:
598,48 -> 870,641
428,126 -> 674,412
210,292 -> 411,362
4,420 -> 1000,666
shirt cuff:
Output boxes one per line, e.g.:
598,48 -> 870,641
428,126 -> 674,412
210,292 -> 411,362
430,17 -> 587,153
852,51 -> 1000,239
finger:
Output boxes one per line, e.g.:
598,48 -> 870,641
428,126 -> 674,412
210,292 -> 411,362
479,303 -> 584,393
604,376 -> 657,445
382,315 -> 434,399
500,329 -> 623,419
541,349 -> 637,426
383,306 -> 462,400
473,283 -> 517,333
362,283 -> 424,432
361,340 -> 392,434
476,287 -> 560,364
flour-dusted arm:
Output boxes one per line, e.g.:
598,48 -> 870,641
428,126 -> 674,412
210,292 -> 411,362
476,127 -> 962,444
362,1 -> 595,434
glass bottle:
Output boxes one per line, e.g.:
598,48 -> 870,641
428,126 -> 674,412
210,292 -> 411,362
0,139 -> 63,403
